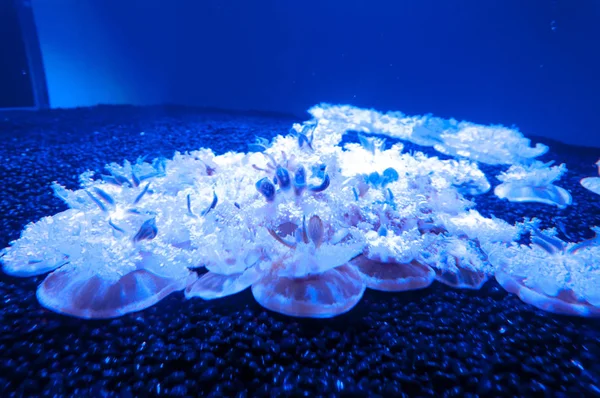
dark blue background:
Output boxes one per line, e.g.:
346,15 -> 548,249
30,0 -> 600,147
0,0 -> 35,108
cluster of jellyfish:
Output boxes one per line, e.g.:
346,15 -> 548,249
2,104 -> 600,319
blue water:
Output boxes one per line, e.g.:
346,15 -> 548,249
28,0 -> 600,147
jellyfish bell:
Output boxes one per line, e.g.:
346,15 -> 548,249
350,229 -> 435,292
419,236 -> 491,290
494,162 -> 572,209
251,215 -> 366,318
580,159 -> 600,196
580,177 -> 600,196
495,268 -> 600,317
184,242 -> 267,301
494,183 -> 572,208
185,267 -> 263,301
490,228 -> 600,317
36,239 -> 193,319
251,263 -> 365,318
350,255 -> 434,292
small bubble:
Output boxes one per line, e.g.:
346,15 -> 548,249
551,20 -> 557,31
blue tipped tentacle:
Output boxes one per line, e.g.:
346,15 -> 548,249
385,188 -> 396,210
301,215 -> 309,244
292,121 -> 316,150
309,173 -> 330,192
531,227 -> 566,253
138,172 -> 158,181
131,170 -> 141,187
532,236 -> 559,255
186,194 -> 196,217
133,218 -> 158,242
154,157 -> 167,173
248,143 -> 266,152
92,187 -> 115,206
100,174 -> 121,186
293,165 -> 307,196
297,133 -> 313,150
248,136 -> 271,152
108,219 -> 126,234
381,167 -> 399,187
297,131 -> 314,150
138,158 -> 167,181
256,178 -> 276,202
275,166 -> 291,190
85,190 -> 108,212
109,171 -> 133,187
200,191 -> 218,217
367,172 -> 381,187
133,183 -> 151,205
358,133 -> 373,153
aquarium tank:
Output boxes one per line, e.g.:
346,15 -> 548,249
1,0 -> 599,396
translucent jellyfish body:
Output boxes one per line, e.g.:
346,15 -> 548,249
580,159 -> 600,196
494,162 -> 572,208
2,156 -> 205,318
185,133 -> 369,317
491,228 -> 600,316
350,229 -> 435,292
3,104 -> 600,320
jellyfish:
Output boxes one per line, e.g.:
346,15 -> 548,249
350,228 -> 435,292
491,227 -> 600,317
494,161 -> 572,208
3,103 -> 600,321
580,159 -> 600,196
1,156 -> 211,319
252,215 -> 366,318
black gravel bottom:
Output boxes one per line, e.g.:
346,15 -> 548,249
0,105 -> 599,397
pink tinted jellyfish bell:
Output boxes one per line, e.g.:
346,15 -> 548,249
38,250 -> 190,319
492,227 -> 600,317
8,168 -> 198,319
36,219 -> 193,319
251,215 -> 366,318
350,228 -> 436,292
